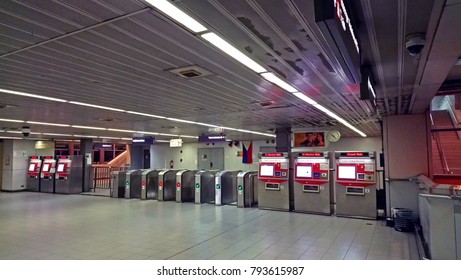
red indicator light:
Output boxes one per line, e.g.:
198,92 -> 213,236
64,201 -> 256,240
159,182 -> 163,187
142,181 -> 146,186
177,183 -> 181,187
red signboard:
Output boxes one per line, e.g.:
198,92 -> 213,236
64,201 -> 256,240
299,152 -> 323,157
262,153 -> 284,157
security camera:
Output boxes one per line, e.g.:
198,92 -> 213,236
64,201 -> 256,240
21,126 -> 31,137
405,33 -> 425,56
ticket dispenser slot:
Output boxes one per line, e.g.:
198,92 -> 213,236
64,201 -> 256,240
265,183 -> 280,190
346,187 -> 365,195
293,152 -> 331,215
303,185 -> 320,193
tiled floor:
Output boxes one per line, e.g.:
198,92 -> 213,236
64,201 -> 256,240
0,192 -> 419,260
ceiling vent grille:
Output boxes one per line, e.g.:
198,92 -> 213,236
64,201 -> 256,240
167,65 -> 214,79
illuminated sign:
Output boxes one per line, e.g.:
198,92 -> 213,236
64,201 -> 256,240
170,138 -> 183,147
262,153 -> 284,157
340,152 -> 369,157
299,152 -> 323,157
198,135 -> 226,143
94,143 -> 113,149
132,137 -> 155,145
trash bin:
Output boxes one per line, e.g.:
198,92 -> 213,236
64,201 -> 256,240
392,208 -> 413,232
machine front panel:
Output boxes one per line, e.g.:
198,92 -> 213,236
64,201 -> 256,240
258,153 -> 290,211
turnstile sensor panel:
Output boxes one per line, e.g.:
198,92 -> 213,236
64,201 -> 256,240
346,187 -> 365,195
265,183 -> 280,190
303,185 -> 319,193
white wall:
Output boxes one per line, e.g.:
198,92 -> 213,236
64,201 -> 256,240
150,140 -> 276,171
2,140 -> 36,191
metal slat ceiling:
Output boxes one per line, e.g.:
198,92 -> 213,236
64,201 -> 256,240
1,0 -> 452,142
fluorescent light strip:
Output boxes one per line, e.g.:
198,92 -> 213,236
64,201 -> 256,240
126,111 -> 167,119
0,88 -> 67,102
180,135 -> 199,139
201,32 -> 266,73
166,118 -> 197,124
155,140 -> 171,143
313,104 -> 366,137
71,125 -> 107,130
260,72 -> 298,93
68,101 -> 126,112
27,121 -> 70,127
145,0 -> 207,33
292,92 -> 318,105
0,136 -> 23,140
42,133 -> 72,136
6,131 -> 41,135
107,128 -> 136,133
0,118 -> 25,123
98,136 -> 121,140
159,133 -> 180,137
73,135 -> 97,138
135,131 -> 160,135
121,138 -> 132,140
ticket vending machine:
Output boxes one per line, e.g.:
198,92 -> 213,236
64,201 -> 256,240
195,170 -> 218,204
40,156 -> 57,193
215,170 -> 240,206
176,170 -> 197,203
237,171 -> 258,208
335,152 -> 377,219
27,156 -> 43,192
55,155 -> 83,194
158,170 -> 179,201
257,152 -> 291,211
125,169 -> 144,199
293,152 -> 332,215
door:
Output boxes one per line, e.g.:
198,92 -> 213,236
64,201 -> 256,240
198,148 -> 224,170
143,149 -> 150,169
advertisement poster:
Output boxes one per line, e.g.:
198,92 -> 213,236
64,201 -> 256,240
293,132 -> 325,147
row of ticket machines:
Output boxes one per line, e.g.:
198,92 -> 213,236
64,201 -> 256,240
27,155 -> 83,194
112,151 -> 378,219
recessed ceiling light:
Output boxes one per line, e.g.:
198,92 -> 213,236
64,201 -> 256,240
201,32 -> 267,73
0,88 -> 67,102
27,121 -> 70,127
68,101 -> 125,112
260,72 -> 298,93
145,0 -> 207,33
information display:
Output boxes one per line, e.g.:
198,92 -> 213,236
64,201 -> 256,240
338,165 -> 356,179
28,164 -> 35,172
42,164 -> 50,172
296,166 -> 313,178
57,164 -> 65,172
260,165 -> 274,177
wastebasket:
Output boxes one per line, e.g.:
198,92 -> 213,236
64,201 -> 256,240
392,207 -> 413,232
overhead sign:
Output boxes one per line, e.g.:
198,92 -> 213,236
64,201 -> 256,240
170,138 -> 183,147
94,143 -> 113,150
198,135 -> 226,143
132,137 -> 155,145
314,0 -> 361,84
293,131 -> 325,148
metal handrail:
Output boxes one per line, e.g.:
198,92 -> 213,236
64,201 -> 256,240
419,193 -> 453,199
430,113 -> 450,174
442,96 -> 461,140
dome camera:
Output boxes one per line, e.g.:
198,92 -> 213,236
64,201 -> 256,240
405,33 -> 425,56
21,126 -> 31,137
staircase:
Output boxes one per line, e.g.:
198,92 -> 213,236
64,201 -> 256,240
431,110 -> 461,175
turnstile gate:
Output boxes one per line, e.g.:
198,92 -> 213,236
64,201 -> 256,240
111,171 -> 126,198
195,170 -> 218,204
176,170 -> 197,203
125,169 -> 144,199
215,171 -> 241,206
158,170 -> 179,201
237,171 -> 258,208
141,169 -> 163,200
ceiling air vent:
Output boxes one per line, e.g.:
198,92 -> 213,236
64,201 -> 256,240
167,65 -> 214,79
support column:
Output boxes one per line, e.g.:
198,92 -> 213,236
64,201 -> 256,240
130,144 -> 143,169
80,139 -> 93,192
275,127 -> 292,152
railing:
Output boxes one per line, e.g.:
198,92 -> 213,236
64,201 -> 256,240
430,113 -> 450,174
441,96 -> 461,140
92,166 -> 125,190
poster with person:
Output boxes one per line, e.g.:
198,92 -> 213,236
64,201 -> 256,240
293,132 -> 326,147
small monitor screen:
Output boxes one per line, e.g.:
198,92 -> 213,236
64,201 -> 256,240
338,165 -> 356,179
28,164 -> 35,172
57,164 -> 65,172
42,164 -> 50,172
296,165 -> 313,178
260,165 -> 274,176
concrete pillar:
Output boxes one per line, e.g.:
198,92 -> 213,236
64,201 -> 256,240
130,144 -> 143,169
275,127 -> 292,152
1,140 -> 36,191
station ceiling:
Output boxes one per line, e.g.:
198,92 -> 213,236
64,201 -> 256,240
0,0 -> 460,143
